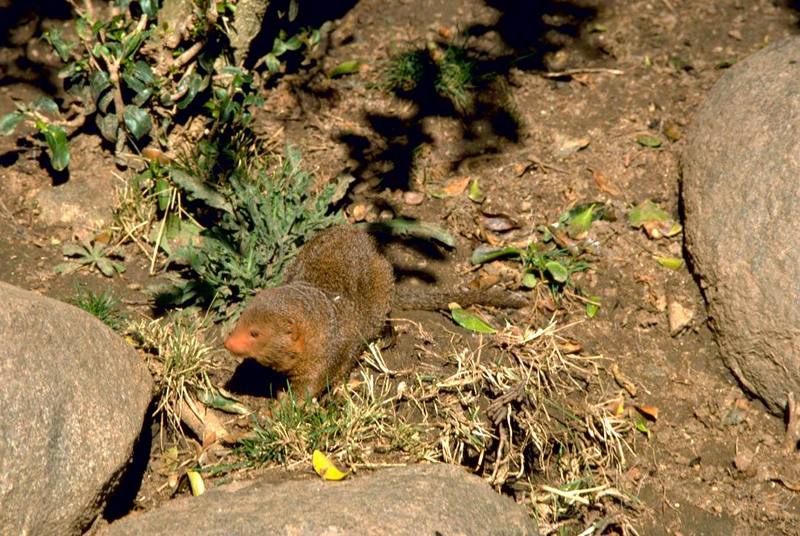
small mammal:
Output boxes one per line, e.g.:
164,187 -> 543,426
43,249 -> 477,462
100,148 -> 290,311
224,225 -> 525,398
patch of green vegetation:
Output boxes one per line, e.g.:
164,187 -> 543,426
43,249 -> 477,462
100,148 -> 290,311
383,44 -> 478,111
237,376 -> 425,467
434,46 -> 476,111
383,49 -> 428,93
70,287 -> 125,331
55,239 -> 126,278
154,145 -> 343,317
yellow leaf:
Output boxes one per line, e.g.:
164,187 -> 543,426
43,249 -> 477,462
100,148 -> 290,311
312,449 -> 348,481
186,470 -> 205,496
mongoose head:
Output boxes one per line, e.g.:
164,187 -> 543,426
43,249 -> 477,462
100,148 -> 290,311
224,290 -> 306,373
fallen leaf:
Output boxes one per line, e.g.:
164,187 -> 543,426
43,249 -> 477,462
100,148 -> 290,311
442,176 -> 471,197
610,362 -> 637,397
329,60 -> 361,78
312,449 -> 348,481
628,200 -> 682,239
449,305 -> 496,334
655,256 -> 684,270
468,179 -> 485,203
585,295 -> 601,318
592,169 -> 621,196
482,214 -> 519,232
635,134 -> 662,148
663,122 -> 682,142
554,134 -> 591,159
186,470 -> 205,496
635,405 -> 660,421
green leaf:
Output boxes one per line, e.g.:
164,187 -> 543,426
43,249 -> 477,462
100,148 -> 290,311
139,0 -> 158,18
545,260 -> 568,283
131,60 -> 155,84
363,219 -> 455,248
655,256 -> 684,270
284,35 -> 302,51
635,134 -> 662,148
177,72 -> 203,110
62,243 -> 88,257
196,388 -> 250,415
264,53 -> 280,73
470,245 -> 524,265
585,295 -> 601,318
170,169 -> 232,212
96,257 -> 116,277
90,71 -> 112,102
628,200 -> 669,227
521,272 -> 538,289
32,96 -> 60,115
44,29 -> 74,61
450,306 -> 496,334
122,30 -> 146,60
328,60 -> 361,78
123,105 -> 152,140
0,112 -> 25,136
43,125 -> 70,171
155,178 -> 171,211
96,113 -> 119,142
468,179 -> 484,203
566,204 -> 596,237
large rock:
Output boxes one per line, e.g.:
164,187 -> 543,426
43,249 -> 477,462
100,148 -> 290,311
103,463 -> 538,535
681,36 -> 800,414
0,282 -> 153,534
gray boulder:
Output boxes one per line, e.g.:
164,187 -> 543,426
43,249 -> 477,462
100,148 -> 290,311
681,36 -> 800,414
0,281 -> 153,534
103,463 -> 538,535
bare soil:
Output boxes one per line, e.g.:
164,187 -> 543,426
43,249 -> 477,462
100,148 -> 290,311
2,1 -> 800,534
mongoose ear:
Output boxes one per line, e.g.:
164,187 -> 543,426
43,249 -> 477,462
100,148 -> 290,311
286,320 -> 306,355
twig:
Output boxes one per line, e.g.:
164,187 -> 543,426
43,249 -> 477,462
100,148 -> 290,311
783,392 -> 800,455
540,68 -> 625,79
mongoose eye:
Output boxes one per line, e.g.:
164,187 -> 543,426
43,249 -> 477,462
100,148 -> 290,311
249,328 -> 260,338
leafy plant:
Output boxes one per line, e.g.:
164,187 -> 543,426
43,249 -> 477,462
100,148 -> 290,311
70,287 -> 125,330
155,145 -> 343,316
55,239 -> 126,277
0,97 -> 72,170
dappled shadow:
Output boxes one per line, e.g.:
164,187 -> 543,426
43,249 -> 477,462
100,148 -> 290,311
336,0 -> 600,191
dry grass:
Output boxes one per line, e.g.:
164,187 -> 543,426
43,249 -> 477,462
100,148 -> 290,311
231,317 -> 638,534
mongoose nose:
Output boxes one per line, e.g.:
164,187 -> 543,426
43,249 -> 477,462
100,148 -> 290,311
224,334 -> 242,354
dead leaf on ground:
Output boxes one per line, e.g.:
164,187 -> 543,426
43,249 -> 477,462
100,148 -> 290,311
592,168 -> 621,196
442,176 -> 471,197
668,301 -> 694,336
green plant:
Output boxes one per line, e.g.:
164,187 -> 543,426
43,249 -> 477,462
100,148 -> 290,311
0,97 -> 72,170
70,287 -> 125,330
55,239 -> 126,277
383,44 -> 478,111
155,145 -> 343,316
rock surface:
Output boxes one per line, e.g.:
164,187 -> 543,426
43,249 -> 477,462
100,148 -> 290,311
0,281 -> 153,535
681,36 -> 800,414
103,463 -> 538,536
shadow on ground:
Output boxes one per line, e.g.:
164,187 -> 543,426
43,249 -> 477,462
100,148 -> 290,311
335,1 -> 602,191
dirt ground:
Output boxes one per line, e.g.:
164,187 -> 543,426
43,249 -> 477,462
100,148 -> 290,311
2,1 -> 800,534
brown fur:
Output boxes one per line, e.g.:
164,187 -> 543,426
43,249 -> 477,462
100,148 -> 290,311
224,224 -> 525,397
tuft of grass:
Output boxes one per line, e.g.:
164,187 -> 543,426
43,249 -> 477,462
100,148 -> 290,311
433,46 -> 476,111
126,311 -> 216,437
383,44 -> 478,111
237,370 -> 431,468
70,287 -> 125,331
383,49 -> 427,94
